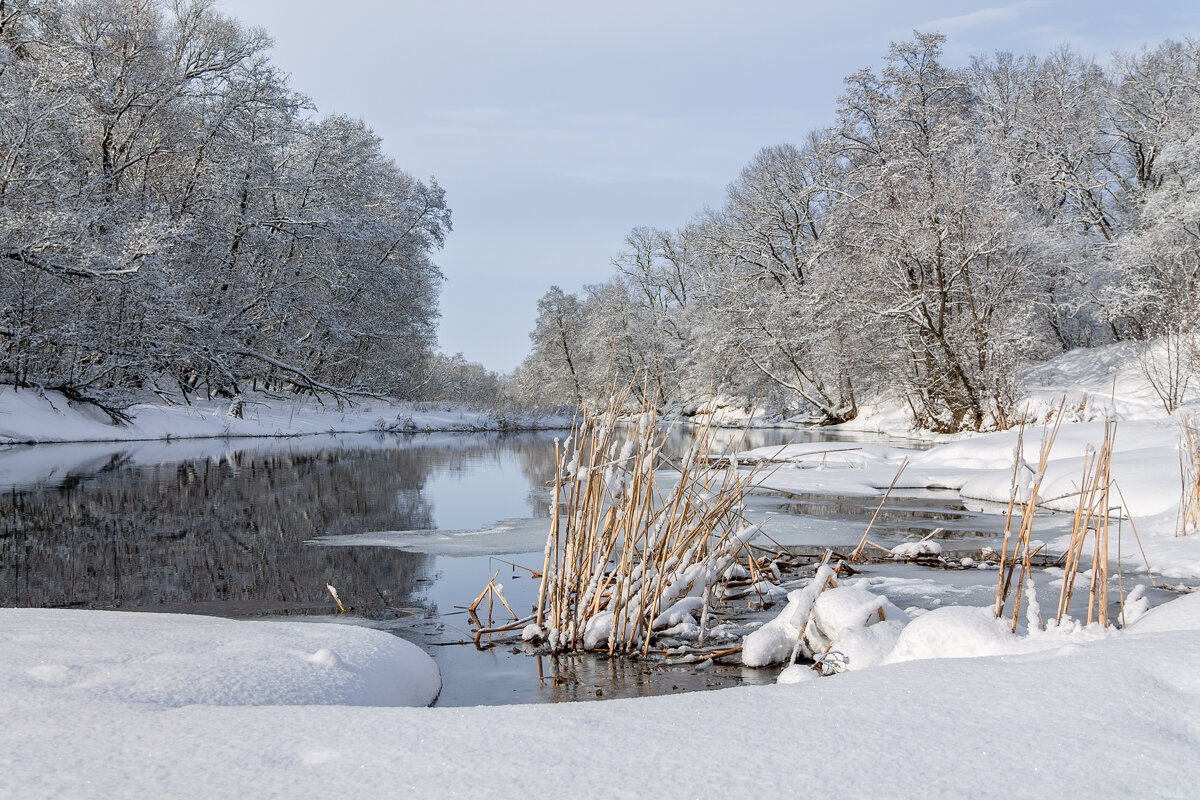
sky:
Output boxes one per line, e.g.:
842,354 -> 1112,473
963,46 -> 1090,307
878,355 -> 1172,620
214,0 -> 1200,373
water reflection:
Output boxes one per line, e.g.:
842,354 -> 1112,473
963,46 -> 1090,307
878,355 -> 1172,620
0,432 -> 566,615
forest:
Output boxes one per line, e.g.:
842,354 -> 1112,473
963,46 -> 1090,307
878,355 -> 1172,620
3,2 -> 1197,434
0,0 -> 456,409
508,33 -> 1200,432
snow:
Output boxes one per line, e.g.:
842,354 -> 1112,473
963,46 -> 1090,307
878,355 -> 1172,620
743,418 -> 1200,579
652,595 -> 706,628
891,539 -> 943,558
883,605 -> 1028,663
4,595 -> 1200,796
0,386 -> 570,445
742,564 -> 836,667
5,343 -> 1200,795
0,609 -> 441,708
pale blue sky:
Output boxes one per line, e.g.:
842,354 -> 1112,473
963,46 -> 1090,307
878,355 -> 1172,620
215,0 -> 1199,372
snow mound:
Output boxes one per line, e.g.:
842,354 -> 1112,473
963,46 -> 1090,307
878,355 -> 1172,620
745,573 -> 907,672
890,540 -> 942,558
0,609 -> 440,708
808,585 -> 909,672
776,663 -> 818,684
811,584 -> 891,639
882,605 -> 1017,664
1126,589 -> 1200,634
742,566 -> 836,667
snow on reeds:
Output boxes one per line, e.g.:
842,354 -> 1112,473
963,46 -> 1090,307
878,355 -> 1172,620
522,389 -> 764,655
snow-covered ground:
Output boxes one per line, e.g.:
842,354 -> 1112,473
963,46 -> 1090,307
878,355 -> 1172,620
836,339 -> 1196,436
2,594 -> 1198,797
4,343 -> 1200,797
0,609 -> 441,709
0,386 -> 570,444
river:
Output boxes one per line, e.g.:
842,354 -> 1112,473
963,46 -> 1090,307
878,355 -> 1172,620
1,426 -> 1166,705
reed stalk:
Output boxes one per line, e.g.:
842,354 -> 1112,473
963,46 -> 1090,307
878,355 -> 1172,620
995,410 -> 1062,626
1180,418 -> 1200,536
850,458 -> 909,564
1054,421 -> 1118,626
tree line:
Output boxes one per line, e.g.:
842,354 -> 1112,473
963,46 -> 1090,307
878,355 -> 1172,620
509,33 -> 1200,431
1,0 -> 454,409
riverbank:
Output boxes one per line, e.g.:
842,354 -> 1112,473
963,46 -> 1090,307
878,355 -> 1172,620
3,592 -> 1199,797
0,387 -> 571,445
672,340 -> 1195,436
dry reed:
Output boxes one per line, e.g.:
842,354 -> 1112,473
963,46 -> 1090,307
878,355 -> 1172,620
850,458 -> 909,563
522,385 -> 764,655
993,412 -> 1062,630
1180,417 -> 1200,536
1052,421 -> 1119,626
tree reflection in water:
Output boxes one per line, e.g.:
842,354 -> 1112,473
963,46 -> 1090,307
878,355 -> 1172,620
0,433 -> 564,617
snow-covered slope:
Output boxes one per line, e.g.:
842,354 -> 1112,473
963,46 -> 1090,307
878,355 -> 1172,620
3,595 -> 1198,798
0,609 -> 441,709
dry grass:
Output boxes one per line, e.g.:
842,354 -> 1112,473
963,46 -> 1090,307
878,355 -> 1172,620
993,413 -> 1062,631
993,416 -> 1123,629
849,458 -> 909,563
526,385 -> 765,655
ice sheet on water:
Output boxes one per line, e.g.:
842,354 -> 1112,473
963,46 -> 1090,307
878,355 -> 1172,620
310,516 -> 553,557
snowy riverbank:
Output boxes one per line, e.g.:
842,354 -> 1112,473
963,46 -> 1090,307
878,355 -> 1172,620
729,340 -> 1200,579
0,387 -> 571,445
3,594 -> 1199,797
738,416 -> 1200,580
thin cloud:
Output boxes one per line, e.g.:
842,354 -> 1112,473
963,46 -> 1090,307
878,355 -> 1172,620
916,1 -> 1044,34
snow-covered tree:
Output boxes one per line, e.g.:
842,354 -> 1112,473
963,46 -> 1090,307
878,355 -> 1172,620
826,32 -> 1051,431
0,0 -> 450,404
692,136 -> 863,423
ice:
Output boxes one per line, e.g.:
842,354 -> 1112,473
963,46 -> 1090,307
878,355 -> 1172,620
311,516 -> 552,557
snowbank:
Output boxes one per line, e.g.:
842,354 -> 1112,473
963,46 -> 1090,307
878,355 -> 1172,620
0,386 -> 570,445
4,595 -> 1200,797
0,609 -> 441,708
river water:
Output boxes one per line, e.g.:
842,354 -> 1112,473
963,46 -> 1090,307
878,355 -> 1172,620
0,426 -> 1169,706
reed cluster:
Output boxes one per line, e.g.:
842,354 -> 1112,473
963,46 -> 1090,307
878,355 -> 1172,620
529,389 -> 763,655
994,418 -> 1124,629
